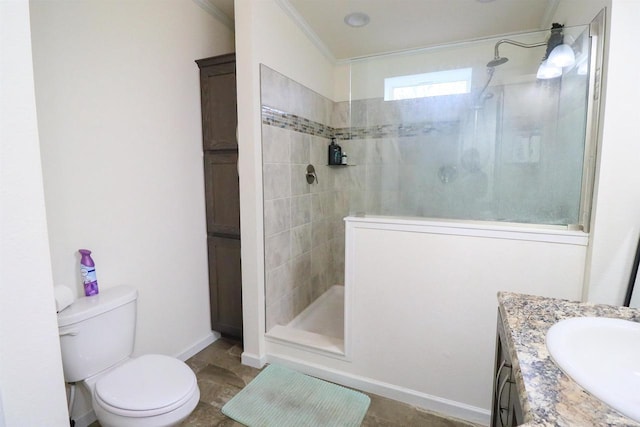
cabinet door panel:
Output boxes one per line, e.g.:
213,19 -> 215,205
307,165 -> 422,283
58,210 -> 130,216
491,310 -> 522,427
207,236 -> 242,337
204,151 -> 240,237
200,62 -> 237,151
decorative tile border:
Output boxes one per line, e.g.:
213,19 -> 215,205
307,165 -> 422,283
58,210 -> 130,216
262,105 -> 333,139
261,104 -> 457,140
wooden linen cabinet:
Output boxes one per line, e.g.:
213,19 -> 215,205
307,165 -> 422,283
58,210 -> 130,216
196,53 -> 242,339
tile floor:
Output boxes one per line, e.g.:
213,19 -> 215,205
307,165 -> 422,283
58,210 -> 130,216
90,338 -> 482,427
184,338 -> 483,427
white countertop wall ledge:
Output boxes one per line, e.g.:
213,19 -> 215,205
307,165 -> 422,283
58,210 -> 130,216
344,215 -> 589,246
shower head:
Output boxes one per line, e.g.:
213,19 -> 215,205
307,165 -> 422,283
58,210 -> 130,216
487,56 -> 508,67
487,40 -> 509,68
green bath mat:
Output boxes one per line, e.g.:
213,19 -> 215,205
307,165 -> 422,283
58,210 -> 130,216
222,364 -> 370,427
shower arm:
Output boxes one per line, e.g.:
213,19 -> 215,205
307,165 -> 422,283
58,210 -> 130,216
479,38 -> 547,107
493,39 -> 547,60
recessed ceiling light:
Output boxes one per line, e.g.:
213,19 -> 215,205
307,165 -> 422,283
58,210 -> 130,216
344,12 -> 370,28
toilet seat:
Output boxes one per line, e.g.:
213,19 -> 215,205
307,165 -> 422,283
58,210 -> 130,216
94,354 -> 198,418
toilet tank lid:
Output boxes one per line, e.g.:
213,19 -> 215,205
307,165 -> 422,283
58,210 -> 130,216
57,286 -> 137,327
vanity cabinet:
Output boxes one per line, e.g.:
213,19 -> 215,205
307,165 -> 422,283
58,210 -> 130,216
491,310 -> 523,427
196,53 -> 242,339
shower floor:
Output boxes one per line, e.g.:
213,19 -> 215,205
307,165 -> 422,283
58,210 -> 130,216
266,285 -> 345,354
289,285 -> 344,337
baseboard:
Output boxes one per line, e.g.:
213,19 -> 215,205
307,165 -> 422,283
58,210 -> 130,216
266,353 -> 491,426
175,330 -> 220,361
241,351 -> 268,368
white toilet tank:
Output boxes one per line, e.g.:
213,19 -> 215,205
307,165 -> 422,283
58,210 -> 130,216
58,286 -> 138,383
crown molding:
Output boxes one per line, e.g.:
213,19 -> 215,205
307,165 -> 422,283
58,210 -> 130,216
275,0 -> 337,64
192,0 -> 234,31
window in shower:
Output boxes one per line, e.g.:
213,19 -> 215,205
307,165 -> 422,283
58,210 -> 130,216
384,67 -> 473,101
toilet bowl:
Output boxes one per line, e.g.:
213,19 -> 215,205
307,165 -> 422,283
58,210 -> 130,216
57,286 -> 201,426
86,354 -> 200,427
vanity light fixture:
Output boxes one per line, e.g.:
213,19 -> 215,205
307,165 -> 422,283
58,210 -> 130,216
344,12 -> 370,28
488,23 -> 576,80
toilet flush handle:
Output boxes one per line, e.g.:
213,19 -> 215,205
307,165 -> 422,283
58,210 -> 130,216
59,330 -> 79,337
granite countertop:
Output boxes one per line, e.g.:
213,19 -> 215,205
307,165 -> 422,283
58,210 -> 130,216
498,292 -> 640,427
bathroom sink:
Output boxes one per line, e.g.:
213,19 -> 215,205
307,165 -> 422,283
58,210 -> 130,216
546,317 -> 640,422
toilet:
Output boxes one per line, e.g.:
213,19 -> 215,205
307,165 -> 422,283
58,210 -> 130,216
57,286 -> 200,427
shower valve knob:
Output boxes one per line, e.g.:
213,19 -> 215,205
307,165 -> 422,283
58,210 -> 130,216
306,164 -> 318,184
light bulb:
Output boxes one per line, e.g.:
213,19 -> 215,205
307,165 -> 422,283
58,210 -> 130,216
548,44 -> 576,68
537,60 -> 562,79
578,60 -> 588,76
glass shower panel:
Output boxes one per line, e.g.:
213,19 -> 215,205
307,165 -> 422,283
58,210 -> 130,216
346,24 -> 591,226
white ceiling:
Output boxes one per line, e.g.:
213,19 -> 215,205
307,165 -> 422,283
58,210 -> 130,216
207,0 -> 559,61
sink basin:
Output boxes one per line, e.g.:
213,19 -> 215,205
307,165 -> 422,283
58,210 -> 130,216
546,317 -> 640,422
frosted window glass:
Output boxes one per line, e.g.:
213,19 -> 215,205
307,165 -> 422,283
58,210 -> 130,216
384,68 -> 472,100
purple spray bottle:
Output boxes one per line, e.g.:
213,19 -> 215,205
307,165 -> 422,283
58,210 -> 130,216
79,249 -> 99,296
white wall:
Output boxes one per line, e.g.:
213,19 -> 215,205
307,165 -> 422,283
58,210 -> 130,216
552,0 -> 640,305
577,0 -> 640,305
348,221 -> 585,417
0,1 -> 69,425
30,0 -> 233,356
347,32 -> 550,101
29,1 -> 233,423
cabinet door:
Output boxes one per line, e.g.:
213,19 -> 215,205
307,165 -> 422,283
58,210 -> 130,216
492,340 -> 513,426
508,381 -> 523,426
197,54 -> 242,339
491,310 -> 522,427
203,151 -> 240,237
198,59 -> 237,151
207,236 -> 242,337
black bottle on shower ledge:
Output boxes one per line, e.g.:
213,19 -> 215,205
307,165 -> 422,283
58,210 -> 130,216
328,138 -> 342,165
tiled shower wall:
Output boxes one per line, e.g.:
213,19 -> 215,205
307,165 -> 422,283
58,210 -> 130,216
260,66 -> 468,331
261,66 -> 348,331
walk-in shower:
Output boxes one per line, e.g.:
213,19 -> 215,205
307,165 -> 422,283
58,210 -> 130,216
260,20 -> 600,354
